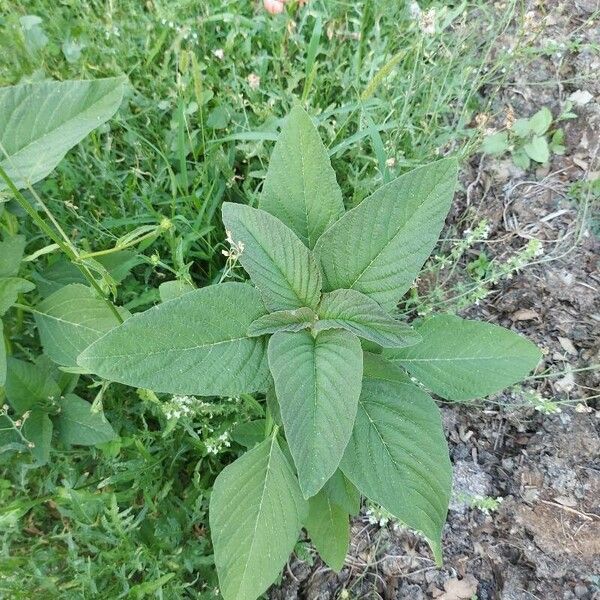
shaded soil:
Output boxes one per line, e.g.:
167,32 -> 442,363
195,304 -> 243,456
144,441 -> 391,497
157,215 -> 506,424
272,2 -> 599,598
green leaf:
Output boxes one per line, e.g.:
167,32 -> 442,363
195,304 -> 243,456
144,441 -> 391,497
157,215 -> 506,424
34,284 -> 126,367
362,351 -> 411,384
305,489 -> 349,571
22,409 -> 53,465
511,118 -> 531,138
314,159 -> 458,311
0,235 -> 26,277
511,148 -> 530,170
340,380 -> 452,564
78,283 -> 271,396
222,203 -> 322,311
248,307 -> 315,337
266,385 -> 283,426
231,420 -> 266,449
210,436 -> 307,600
4,358 -> 61,414
0,277 -> 35,316
0,77 -> 126,190
268,329 -> 363,498
0,320 -> 5,386
323,469 -> 361,517
529,107 -> 552,135
384,314 -> 541,401
481,131 -> 508,155
158,280 -> 195,302
523,135 -> 550,163
315,289 -> 421,348
260,105 -> 344,249
55,394 -> 116,446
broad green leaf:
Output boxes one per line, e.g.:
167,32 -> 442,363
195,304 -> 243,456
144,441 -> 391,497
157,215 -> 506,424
78,283 -> 271,396
0,278 -> 35,315
341,380 -> 452,564
248,307 -> 315,337
511,148 -> 530,170
315,289 -> 421,348
314,159 -> 458,311
511,118 -> 530,138
266,385 -> 283,426
0,321 -> 5,386
34,284 -> 126,367
323,469 -> 361,516
210,436 -> 307,600
0,415 -> 19,447
481,132 -> 508,155
231,419 -> 266,449
0,235 -> 26,277
55,394 -> 116,446
4,358 -> 61,414
158,280 -> 195,302
268,329 -> 363,498
222,203 -> 322,311
0,77 -> 126,190
384,314 -> 541,401
305,489 -> 349,571
362,351 -> 411,384
260,105 -> 344,248
529,107 -> 552,135
22,409 -> 53,465
523,135 -> 549,163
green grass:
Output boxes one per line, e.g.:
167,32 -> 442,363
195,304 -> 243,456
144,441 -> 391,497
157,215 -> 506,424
1,0 -> 595,597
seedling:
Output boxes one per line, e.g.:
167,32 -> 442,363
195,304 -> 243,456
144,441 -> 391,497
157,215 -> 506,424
482,106 -> 567,169
74,106 -> 541,600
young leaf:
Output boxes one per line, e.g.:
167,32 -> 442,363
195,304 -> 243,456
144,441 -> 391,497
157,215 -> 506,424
523,135 -> 549,163
511,118 -> 531,138
268,329 -> 363,498
210,436 -> 307,600
341,380 -> 452,564
222,203 -> 322,311
529,107 -> 552,135
0,235 -> 26,277
22,409 -> 53,465
0,277 -> 35,315
384,314 -> 541,401
0,77 -> 127,190
247,307 -> 315,337
314,159 -> 458,311
323,469 -> 361,517
34,284 -> 126,367
4,357 -> 61,414
260,105 -> 344,248
55,394 -> 116,446
481,131 -> 509,155
78,283 -> 271,396
305,489 -> 349,572
511,148 -> 531,170
315,289 -> 421,348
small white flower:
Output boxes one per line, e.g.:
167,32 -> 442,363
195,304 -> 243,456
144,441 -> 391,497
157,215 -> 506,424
247,73 -> 261,91
213,48 -> 225,60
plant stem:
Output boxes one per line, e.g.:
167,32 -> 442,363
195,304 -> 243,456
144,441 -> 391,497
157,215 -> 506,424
0,165 -> 123,323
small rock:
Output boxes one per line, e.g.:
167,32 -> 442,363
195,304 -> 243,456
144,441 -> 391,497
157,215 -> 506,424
511,308 -> 539,321
569,89 -> 594,106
